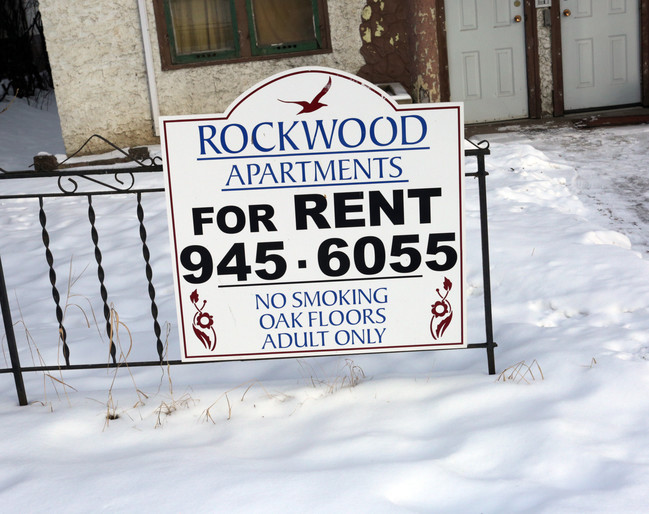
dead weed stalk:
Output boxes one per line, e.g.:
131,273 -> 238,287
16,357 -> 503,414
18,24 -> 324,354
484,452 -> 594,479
297,358 -> 366,395
497,360 -> 544,384
197,379 -> 297,424
103,304 -> 148,429
152,324 -> 197,428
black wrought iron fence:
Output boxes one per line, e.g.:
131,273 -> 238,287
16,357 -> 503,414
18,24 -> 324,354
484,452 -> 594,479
0,140 -> 496,407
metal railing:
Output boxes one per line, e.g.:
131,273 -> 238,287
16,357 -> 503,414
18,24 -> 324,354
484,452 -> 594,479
0,140 -> 496,406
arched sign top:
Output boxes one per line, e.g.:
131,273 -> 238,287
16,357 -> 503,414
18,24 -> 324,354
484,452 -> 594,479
226,67 -> 398,118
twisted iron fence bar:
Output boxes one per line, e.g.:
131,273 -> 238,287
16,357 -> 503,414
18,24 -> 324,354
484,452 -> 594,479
136,192 -> 164,362
87,195 -> 116,364
38,197 -> 70,366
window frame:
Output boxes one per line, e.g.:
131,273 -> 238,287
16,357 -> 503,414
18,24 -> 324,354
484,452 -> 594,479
162,0 -> 241,65
153,0 -> 332,70
246,0 -> 323,57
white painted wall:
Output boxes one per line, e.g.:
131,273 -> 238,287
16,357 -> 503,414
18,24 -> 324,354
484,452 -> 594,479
39,0 -> 366,154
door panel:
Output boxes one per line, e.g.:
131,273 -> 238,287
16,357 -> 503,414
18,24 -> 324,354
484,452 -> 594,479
575,0 -> 593,17
463,52 -> 482,99
561,0 -> 641,110
460,0 -> 478,29
576,38 -> 594,88
445,0 -> 528,123
496,48 -> 515,96
610,35 -> 629,83
494,0 -> 512,27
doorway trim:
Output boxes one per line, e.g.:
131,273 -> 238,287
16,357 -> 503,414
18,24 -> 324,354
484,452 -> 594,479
438,0 -> 541,120
551,0 -> 649,116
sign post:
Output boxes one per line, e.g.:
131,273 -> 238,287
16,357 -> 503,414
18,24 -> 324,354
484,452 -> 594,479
161,67 -> 465,362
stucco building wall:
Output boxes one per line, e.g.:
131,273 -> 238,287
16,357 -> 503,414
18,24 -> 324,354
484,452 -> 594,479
39,0 -> 366,154
39,0 -> 152,154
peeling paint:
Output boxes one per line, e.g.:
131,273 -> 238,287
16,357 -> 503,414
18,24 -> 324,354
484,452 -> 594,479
358,0 -> 411,94
358,0 -> 442,104
362,6 -> 372,21
410,1 -> 441,102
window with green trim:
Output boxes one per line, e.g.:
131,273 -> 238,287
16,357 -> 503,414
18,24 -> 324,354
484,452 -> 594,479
153,0 -> 330,68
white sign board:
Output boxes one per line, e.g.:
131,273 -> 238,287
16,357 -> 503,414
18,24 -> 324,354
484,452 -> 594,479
160,67 -> 465,362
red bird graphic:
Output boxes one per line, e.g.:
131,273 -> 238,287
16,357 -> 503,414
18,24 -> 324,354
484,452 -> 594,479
280,77 -> 332,114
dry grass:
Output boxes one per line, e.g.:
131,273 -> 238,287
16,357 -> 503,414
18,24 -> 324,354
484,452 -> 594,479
149,326 -> 198,428
199,381 -> 267,424
0,90 -> 19,114
6,293 -> 77,408
297,358 -> 366,395
103,304 -> 148,429
497,360 -> 544,384
328,359 -> 366,393
154,392 -> 196,428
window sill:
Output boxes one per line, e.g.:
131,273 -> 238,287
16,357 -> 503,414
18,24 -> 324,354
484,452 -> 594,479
160,47 -> 333,72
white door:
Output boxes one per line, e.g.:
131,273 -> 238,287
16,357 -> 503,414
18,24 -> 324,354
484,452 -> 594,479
445,0 -> 528,123
561,0 -> 641,111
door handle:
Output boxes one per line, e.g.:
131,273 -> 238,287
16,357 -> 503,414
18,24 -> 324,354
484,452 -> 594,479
563,9 -> 572,16
514,15 -> 522,23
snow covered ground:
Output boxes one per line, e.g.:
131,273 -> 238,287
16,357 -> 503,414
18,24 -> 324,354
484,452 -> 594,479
2,95 -> 649,513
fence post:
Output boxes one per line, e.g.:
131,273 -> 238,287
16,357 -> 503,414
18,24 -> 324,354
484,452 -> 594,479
465,142 -> 497,375
475,148 -> 497,375
0,255 -> 28,406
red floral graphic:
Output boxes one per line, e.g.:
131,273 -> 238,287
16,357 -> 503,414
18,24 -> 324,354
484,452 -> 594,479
430,277 -> 453,340
190,289 -> 217,351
